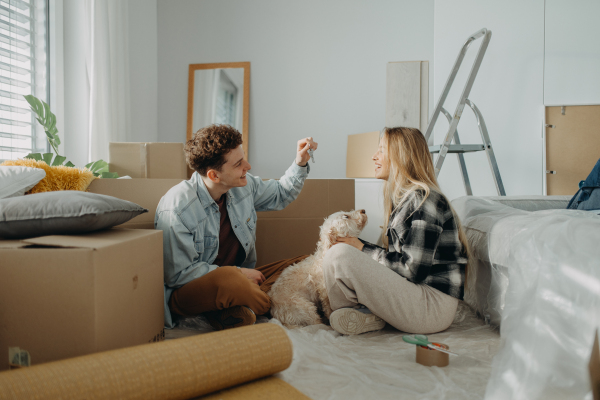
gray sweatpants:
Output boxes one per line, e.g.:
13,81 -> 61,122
322,244 -> 458,334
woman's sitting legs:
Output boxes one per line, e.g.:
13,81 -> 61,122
322,244 -> 458,334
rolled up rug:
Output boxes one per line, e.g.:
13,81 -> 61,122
0,324 -> 305,400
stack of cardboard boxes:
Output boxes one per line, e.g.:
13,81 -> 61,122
1,142 -> 355,370
0,143 -> 189,371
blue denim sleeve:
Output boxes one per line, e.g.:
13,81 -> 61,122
155,209 -> 218,288
249,162 -> 310,212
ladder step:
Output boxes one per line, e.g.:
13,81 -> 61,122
429,144 -> 485,154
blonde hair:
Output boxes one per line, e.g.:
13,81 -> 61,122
380,127 -> 470,264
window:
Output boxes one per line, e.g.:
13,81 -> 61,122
214,70 -> 238,127
0,0 -> 48,162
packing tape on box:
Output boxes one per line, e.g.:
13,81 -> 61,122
0,324 -> 301,400
140,143 -> 148,179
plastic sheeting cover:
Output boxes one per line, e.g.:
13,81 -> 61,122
453,196 -> 571,327
170,303 -> 500,400
453,197 -> 531,326
484,209 -> 600,400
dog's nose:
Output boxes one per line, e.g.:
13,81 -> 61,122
359,209 -> 366,214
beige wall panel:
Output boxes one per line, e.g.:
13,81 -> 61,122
386,61 -> 429,133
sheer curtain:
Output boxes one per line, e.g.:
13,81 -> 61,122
86,0 -> 131,162
63,0 -> 130,165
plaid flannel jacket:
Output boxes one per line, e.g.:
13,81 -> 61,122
361,189 -> 467,300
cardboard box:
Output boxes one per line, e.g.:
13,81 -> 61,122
256,179 -> 355,265
87,178 -> 355,267
88,178 -> 184,229
346,131 -> 380,178
109,142 -> 191,179
0,229 -> 164,371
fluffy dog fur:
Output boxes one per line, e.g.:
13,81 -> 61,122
269,209 -> 368,328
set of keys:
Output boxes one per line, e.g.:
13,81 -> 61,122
308,148 -> 315,163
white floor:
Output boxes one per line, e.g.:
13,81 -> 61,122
166,302 -> 501,400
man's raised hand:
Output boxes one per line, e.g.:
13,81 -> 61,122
296,137 -> 318,166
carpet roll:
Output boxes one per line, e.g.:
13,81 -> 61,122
0,324 -> 293,400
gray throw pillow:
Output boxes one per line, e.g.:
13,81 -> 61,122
0,191 -> 148,239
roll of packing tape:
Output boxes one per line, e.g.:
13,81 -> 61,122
415,343 -> 450,367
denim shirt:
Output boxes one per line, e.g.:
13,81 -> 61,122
155,162 -> 310,328
567,157 -> 600,212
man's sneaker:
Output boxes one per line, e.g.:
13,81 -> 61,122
329,305 -> 385,335
205,306 -> 256,331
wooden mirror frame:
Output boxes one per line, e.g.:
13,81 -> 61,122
186,62 -> 251,157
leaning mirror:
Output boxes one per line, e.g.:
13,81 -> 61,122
187,62 -> 250,157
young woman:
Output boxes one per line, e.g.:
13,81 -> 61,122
323,127 -> 469,335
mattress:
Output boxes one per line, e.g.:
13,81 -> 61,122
452,195 -> 571,326
453,195 -> 600,399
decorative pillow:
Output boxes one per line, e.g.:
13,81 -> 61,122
0,191 -> 148,239
0,159 -> 96,194
0,166 -> 46,199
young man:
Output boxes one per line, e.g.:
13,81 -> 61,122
155,124 -> 317,330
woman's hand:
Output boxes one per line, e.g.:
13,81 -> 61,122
334,237 -> 364,251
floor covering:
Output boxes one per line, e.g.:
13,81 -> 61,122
166,302 -> 501,400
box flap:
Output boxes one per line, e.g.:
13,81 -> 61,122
146,143 -> 187,179
21,229 -> 159,250
109,142 -> 147,178
109,142 -> 188,179
87,178 -> 183,228
346,131 -> 380,178
258,180 -> 355,219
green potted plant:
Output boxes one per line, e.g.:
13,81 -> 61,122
23,94 -> 118,178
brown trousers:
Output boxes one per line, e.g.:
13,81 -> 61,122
169,255 -> 309,318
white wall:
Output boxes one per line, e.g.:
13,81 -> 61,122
355,179 -> 386,244
433,0 -> 545,199
128,0 -> 158,142
157,0 -> 434,179
544,0 -> 600,105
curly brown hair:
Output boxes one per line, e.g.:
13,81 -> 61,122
184,124 -> 243,175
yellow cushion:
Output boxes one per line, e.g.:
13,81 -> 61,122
1,159 -> 96,194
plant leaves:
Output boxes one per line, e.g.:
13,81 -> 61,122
42,101 -> 51,126
24,153 -> 42,161
24,94 -> 61,155
42,153 -> 53,165
48,113 -> 58,142
51,155 -> 67,166
85,159 -> 110,177
24,95 -> 42,116
65,161 -> 75,167
100,171 -> 119,179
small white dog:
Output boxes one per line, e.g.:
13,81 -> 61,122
269,209 -> 368,328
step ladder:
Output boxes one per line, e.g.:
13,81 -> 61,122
424,28 -> 505,196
